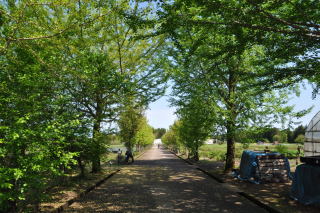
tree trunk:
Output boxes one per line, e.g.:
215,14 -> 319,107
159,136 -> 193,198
193,143 -> 199,161
225,132 -> 235,172
91,120 -> 101,173
91,158 -> 100,173
77,157 -> 85,177
225,71 -> 237,172
91,97 -> 102,173
193,151 -> 199,161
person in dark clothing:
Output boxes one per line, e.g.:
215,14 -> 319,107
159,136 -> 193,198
125,149 -> 134,163
117,149 -> 122,165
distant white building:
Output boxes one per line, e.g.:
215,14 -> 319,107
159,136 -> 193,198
205,139 -> 214,144
154,139 -> 162,144
205,139 -> 223,144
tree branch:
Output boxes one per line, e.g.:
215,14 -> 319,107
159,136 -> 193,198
187,19 -> 320,39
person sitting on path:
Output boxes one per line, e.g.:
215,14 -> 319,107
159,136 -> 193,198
117,148 -> 122,165
125,149 -> 134,163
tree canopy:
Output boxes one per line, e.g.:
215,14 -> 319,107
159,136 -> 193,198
0,0 -> 166,211
1,0 -> 319,211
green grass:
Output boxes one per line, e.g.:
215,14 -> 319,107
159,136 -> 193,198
109,144 -> 125,148
199,143 -> 302,161
200,143 -> 300,152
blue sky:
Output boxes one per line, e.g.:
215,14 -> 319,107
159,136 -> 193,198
146,94 -> 176,129
146,83 -> 320,130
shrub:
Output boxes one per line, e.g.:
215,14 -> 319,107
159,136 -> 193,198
208,151 -> 226,161
275,144 -> 288,153
216,151 -> 226,161
201,151 -> 209,159
217,140 -> 224,145
273,134 -> 281,142
284,150 -> 297,158
262,138 -> 270,143
294,134 -> 305,144
208,151 -> 217,159
241,142 -> 250,150
235,149 -> 243,158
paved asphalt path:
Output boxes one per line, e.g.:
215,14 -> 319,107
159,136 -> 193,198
65,145 -> 267,212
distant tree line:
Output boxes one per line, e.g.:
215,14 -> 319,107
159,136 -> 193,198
153,128 -> 167,139
235,125 -> 307,144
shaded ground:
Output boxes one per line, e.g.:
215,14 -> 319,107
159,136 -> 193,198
40,164 -> 118,212
64,146 -> 267,212
194,160 -> 320,213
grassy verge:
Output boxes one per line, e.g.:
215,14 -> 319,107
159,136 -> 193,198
172,143 -> 301,172
200,143 -> 301,162
39,153 -> 121,212
38,144 -> 151,212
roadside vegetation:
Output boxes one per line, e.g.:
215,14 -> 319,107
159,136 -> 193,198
162,123 -> 306,160
1,0 -> 319,212
199,143 -> 302,162
0,1 -> 163,211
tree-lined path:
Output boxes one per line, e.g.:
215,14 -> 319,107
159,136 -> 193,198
65,146 -> 266,212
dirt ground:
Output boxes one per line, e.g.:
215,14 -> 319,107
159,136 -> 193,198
39,167 -> 118,212
194,159 -> 320,213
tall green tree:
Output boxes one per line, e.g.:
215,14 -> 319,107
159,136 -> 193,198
0,1 -> 87,210
60,0 -> 166,172
134,117 -> 155,150
66,51 -> 123,172
156,0 -> 320,89
160,3 -> 307,171
118,104 -> 154,150
293,125 -> 307,141
0,0 -> 167,210
175,98 -> 215,161
118,104 -> 144,150
162,121 -> 182,152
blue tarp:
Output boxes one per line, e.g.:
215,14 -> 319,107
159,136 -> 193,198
237,150 -> 291,183
291,164 -> 320,205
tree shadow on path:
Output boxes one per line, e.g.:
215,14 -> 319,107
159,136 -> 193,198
64,148 -> 267,212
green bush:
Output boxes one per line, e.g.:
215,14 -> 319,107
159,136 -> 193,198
283,150 -> 297,158
241,142 -> 250,150
294,134 -> 305,144
208,151 -> 226,161
216,151 -> 226,161
273,134 -> 281,142
235,149 -> 243,158
275,144 -> 288,153
200,151 -> 209,159
274,144 -> 300,158
206,148 -> 243,161
208,151 -> 216,159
